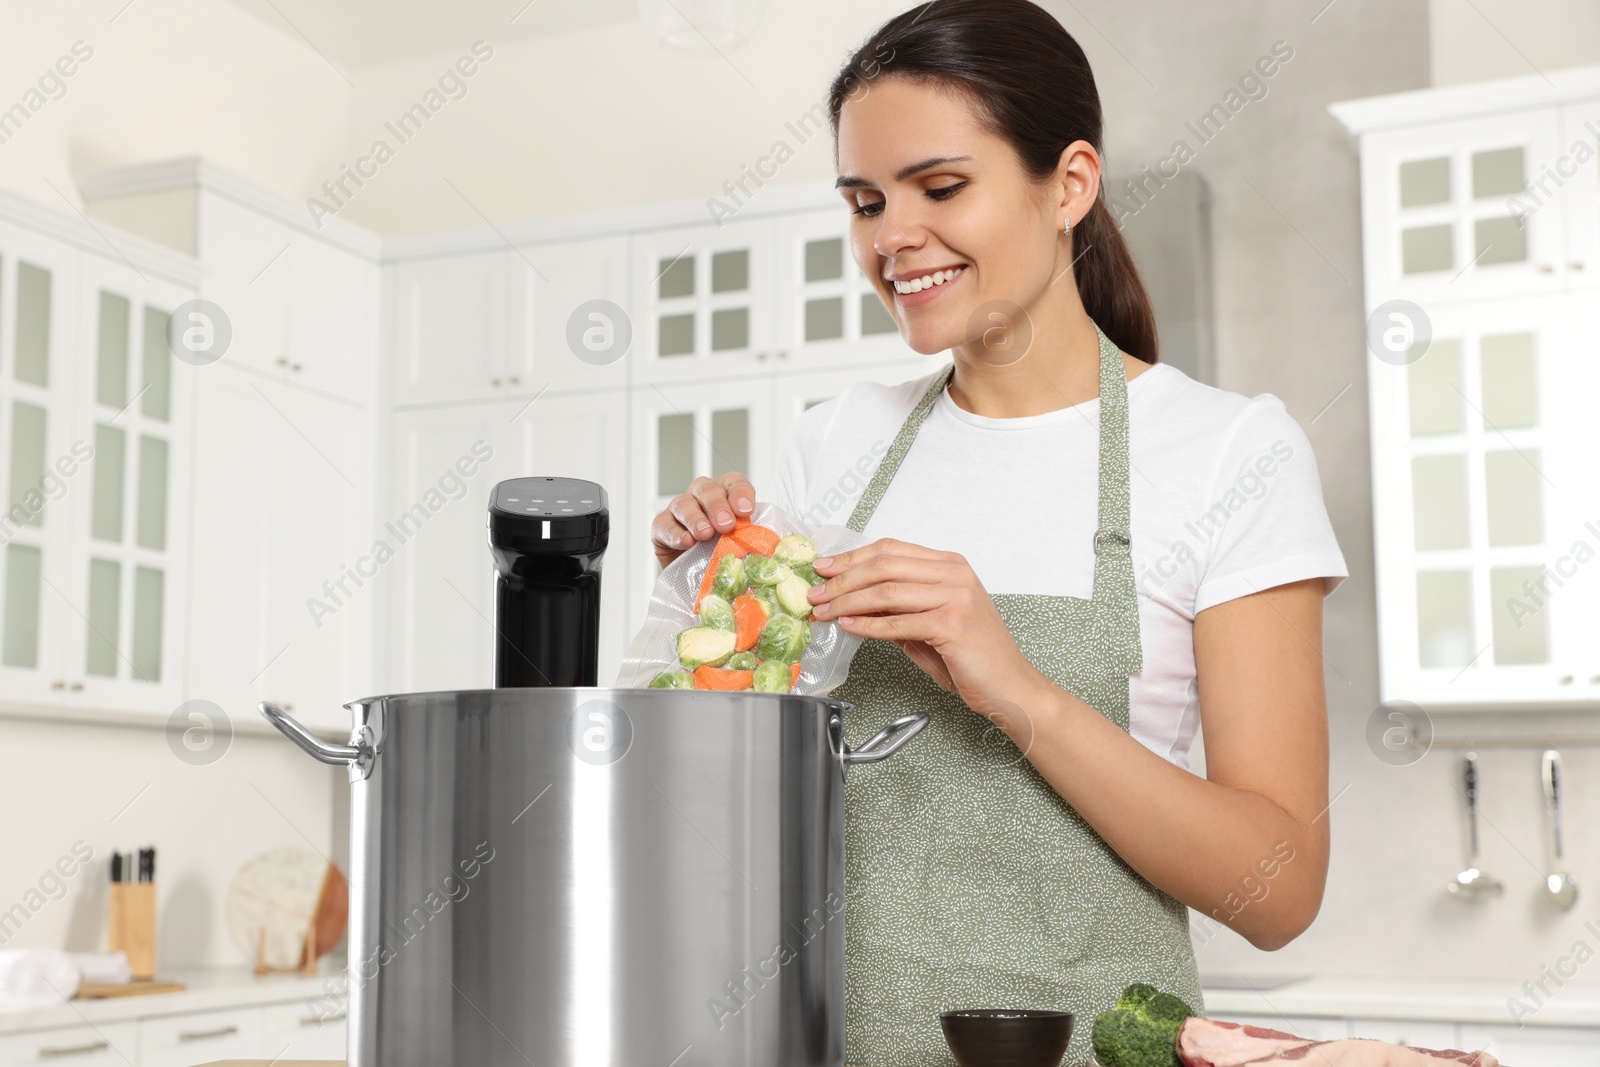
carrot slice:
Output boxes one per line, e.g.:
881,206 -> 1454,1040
694,535 -> 749,612
694,665 -> 754,691
730,523 -> 781,556
789,662 -> 801,690
732,595 -> 768,651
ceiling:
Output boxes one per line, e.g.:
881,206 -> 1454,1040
213,0 -> 642,69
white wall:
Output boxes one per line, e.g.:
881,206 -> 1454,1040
3,0 -> 1600,979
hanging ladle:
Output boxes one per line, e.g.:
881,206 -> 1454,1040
1542,749 -> 1579,911
1448,751 -> 1504,902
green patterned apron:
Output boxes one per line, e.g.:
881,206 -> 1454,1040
832,319 -> 1203,1067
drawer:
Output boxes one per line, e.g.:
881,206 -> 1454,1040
259,1000 -> 347,1060
0,1022 -> 139,1066
138,1006 -> 257,1067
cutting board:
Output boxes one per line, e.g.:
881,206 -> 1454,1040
75,979 -> 186,999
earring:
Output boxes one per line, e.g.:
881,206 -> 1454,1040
1063,216 -> 1072,237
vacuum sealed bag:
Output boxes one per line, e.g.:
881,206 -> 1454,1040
615,502 -> 870,694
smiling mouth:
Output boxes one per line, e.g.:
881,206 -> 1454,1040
891,265 -> 967,295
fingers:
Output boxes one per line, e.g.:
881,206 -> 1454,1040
814,537 -> 954,576
689,473 -> 752,535
835,610 -> 943,642
812,579 -> 944,621
810,548 -> 964,606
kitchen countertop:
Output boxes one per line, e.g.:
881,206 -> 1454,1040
0,963 -> 339,1036
1202,974 -> 1600,1028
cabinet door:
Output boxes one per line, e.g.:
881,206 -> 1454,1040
1561,100 -> 1600,293
0,221 -> 79,704
259,1000 -> 348,1060
390,251 -> 512,405
288,232 -> 378,402
773,207 -> 913,369
1459,1024 -> 1600,1066
630,219 -> 775,383
62,253 -> 193,714
198,195 -> 291,381
510,235 -> 631,393
187,368 -> 368,733
1369,292 -> 1593,706
140,1006 -> 259,1067
626,376 -> 772,652
0,1021 -> 139,1066
382,390 -> 631,693
1361,108 -> 1569,306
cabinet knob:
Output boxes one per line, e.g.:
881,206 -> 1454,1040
51,680 -> 65,690
1589,674 -> 1600,685
70,681 -> 84,692
1540,265 -> 1555,274
1558,674 -> 1574,685
509,375 -> 520,385
1573,262 -> 1586,272
276,356 -> 289,367
756,351 -> 769,361
491,378 -> 502,386
292,362 -> 304,372
778,350 -> 789,360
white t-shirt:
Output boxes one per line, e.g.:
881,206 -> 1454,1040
769,360 -> 1348,770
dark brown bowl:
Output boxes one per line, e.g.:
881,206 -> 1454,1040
939,1008 -> 1075,1067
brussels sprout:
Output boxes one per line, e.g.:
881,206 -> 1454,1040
648,669 -> 694,689
724,651 -> 759,671
698,593 -> 736,631
751,660 -> 792,693
773,534 -> 818,567
745,555 -> 788,587
756,614 -> 810,663
792,561 -> 822,588
775,569 -> 814,618
709,553 -> 747,600
749,584 -> 782,617
677,626 -> 736,669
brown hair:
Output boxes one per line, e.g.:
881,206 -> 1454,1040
828,0 -> 1159,363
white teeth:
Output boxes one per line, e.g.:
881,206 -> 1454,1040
893,265 -> 964,294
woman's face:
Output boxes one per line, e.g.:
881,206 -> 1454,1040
835,75 -> 1092,357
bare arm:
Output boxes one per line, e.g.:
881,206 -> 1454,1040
1006,577 -> 1331,949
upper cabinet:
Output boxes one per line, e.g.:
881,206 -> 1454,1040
0,211 -> 197,717
1334,65 -> 1600,708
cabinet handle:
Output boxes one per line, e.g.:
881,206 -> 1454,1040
178,1024 -> 238,1041
778,350 -> 789,360
509,375 -> 520,385
302,1011 -> 346,1025
38,1039 -> 109,1058
70,682 -> 84,692
1559,674 -> 1574,685
51,680 -> 65,690
276,357 -> 289,367
291,362 -> 304,372
756,351 -> 769,361
1539,265 -> 1555,274
1573,262 -> 1586,271
491,378 -> 502,386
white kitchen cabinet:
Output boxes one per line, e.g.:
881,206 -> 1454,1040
0,213 -> 195,718
1357,108 -> 1570,306
1461,1023 -> 1600,1065
1559,100 -> 1600,293
772,207 -> 913,370
196,195 -> 377,404
0,1021 -> 139,1067
380,389 -> 631,694
1334,64 -> 1600,708
258,1000 -> 346,1060
186,366 -> 369,732
511,235 -> 630,394
138,1006 -> 258,1067
630,218 -> 776,383
390,250 -> 514,406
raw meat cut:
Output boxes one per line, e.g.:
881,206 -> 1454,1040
1177,1017 -> 1502,1066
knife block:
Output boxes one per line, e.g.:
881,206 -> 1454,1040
107,882 -> 156,979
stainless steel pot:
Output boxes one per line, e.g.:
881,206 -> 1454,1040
261,688 -> 928,1067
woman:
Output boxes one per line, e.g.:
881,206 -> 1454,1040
651,2 -> 1347,1064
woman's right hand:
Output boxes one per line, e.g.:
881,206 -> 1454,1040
651,472 -> 757,569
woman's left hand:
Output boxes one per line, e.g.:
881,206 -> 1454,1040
808,538 -> 1048,722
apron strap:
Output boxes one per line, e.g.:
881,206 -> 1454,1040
844,320 -> 1142,671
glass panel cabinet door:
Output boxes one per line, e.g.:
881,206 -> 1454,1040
1363,108 -> 1569,306
0,222 -> 79,703
64,254 -> 192,712
630,219 -> 775,382
1369,291 -> 1593,705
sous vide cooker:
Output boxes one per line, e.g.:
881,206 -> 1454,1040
260,475 -> 928,1067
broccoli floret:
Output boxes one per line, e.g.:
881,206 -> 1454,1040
1090,982 -> 1195,1067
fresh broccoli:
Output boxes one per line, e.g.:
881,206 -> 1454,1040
1090,982 -> 1195,1067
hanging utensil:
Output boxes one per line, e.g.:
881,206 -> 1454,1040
1448,752 -> 1504,902
1542,749 -> 1579,910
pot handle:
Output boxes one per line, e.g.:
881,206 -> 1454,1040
842,712 -> 930,766
259,701 -> 365,767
